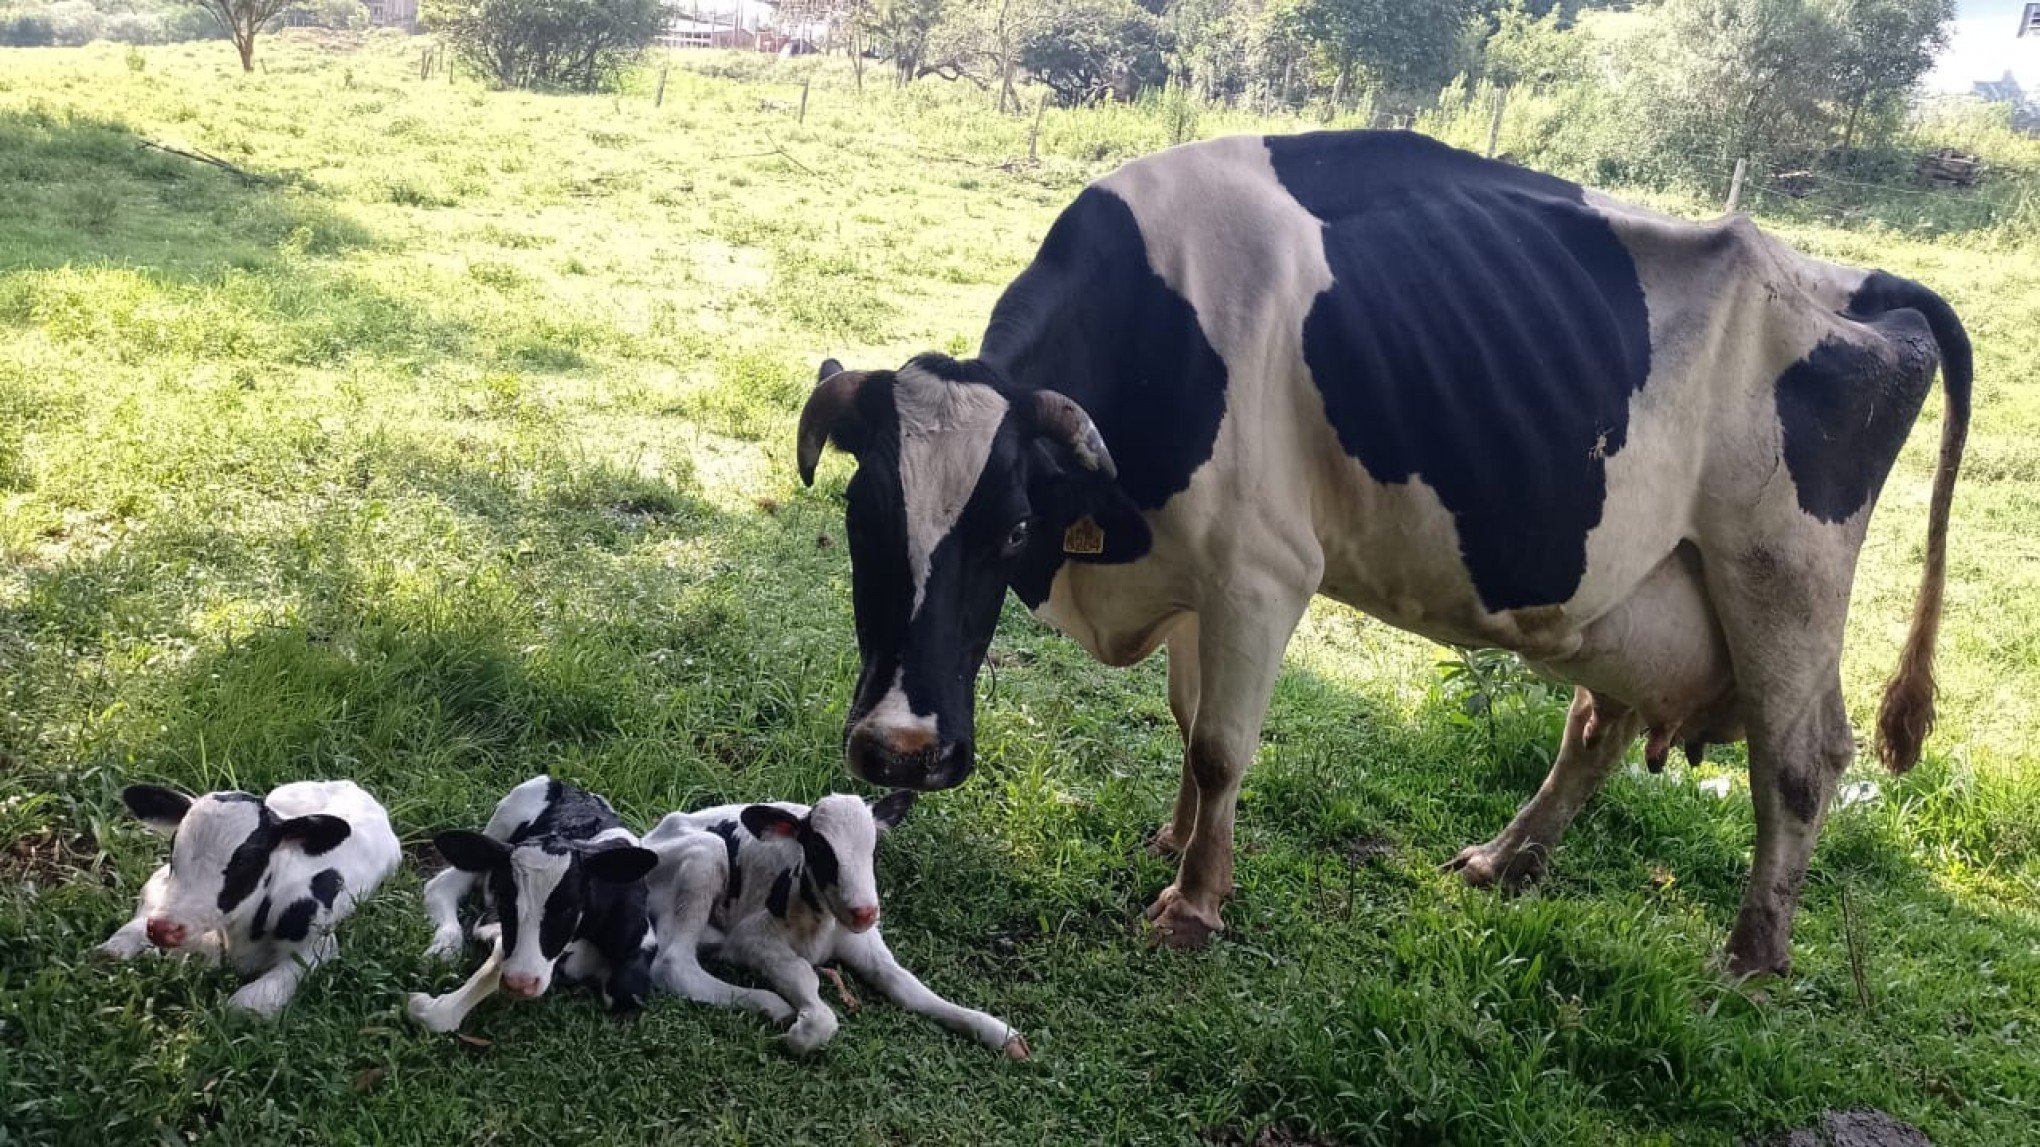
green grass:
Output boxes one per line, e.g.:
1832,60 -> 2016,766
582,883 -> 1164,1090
3,34 -> 2039,1146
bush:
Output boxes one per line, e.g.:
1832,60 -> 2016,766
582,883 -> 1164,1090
426,0 -> 665,92
0,10 -> 55,44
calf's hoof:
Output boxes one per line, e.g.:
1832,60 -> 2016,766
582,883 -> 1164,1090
1002,1034 -> 1032,1061
423,931 -> 466,962
782,1010 -> 838,1056
406,992 -> 458,1033
1143,886 -> 1223,950
228,980 -> 293,1018
95,934 -> 151,961
1443,838 -> 1547,890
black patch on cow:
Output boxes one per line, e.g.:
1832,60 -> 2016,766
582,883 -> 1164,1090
767,869 -> 793,919
1265,131 -> 1654,612
798,869 -> 822,913
799,830 -> 840,888
709,820 -> 744,904
1773,310 -> 1938,524
272,897 -> 319,943
309,868 -> 343,910
538,863 -> 580,959
250,895 -> 271,940
981,186 -> 1229,607
486,865 -> 521,956
217,819 -> 279,913
509,780 -> 625,846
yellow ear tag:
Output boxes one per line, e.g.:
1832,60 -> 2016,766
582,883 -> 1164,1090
1062,516 -> 1105,555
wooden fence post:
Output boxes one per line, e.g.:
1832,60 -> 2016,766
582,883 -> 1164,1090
1028,94 -> 1047,162
1485,87 -> 1507,158
1726,157 -> 1748,213
799,77 -> 810,124
654,64 -> 669,108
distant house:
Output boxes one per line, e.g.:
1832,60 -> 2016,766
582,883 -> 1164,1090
657,17 -> 757,50
1972,71 -> 2026,104
366,0 -> 419,29
2021,4 -> 2040,37
659,0 -> 778,50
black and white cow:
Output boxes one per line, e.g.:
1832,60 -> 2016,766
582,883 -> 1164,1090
407,777 -> 659,1032
97,780 -> 401,1016
795,131 -> 1972,978
643,792 -> 1028,1057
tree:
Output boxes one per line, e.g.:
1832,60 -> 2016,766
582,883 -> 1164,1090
859,0 -> 950,87
1019,0 -> 1170,105
1824,0 -> 1953,151
426,0 -> 664,91
1482,0 -> 1587,88
198,0 -> 293,71
1269,0 -> 1480,104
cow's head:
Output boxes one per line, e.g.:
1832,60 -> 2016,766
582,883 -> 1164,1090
798,354 -> 1150,790
432,831 -> 657,999
740,791 -> 914,932
121,784 -> 352,950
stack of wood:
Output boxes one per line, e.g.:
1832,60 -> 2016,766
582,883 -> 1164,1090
1916,149 -> 1985,189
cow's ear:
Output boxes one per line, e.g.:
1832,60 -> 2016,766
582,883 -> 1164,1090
123,785 -> 192,834
741,805 -> 804,840
869,790 -> 916,833
1068,481 -> 1152,565
797,366 -> 871,486
582,845 -> 658,885
435,830 -> 509,872
277,814 -> 351,856
1028,391 -> 1116,478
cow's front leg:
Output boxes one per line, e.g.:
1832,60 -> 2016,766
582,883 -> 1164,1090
1151,619 -> 1201,856
230,933 -> 334,1018
1448,688 -> 1642,888
1145,586 -> 1310,948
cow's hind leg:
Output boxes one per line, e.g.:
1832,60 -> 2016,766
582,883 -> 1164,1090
1151,619 -> 1201,857
1447,688 -> 1643,888
1707,541 -> 1858,978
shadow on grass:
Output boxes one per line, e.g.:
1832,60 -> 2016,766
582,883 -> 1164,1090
0,107 -> 372,279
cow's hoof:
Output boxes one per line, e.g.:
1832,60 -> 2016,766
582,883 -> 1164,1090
1143,886 -> 1222,949
1443,839 -> 1546,889
228,980 -> 292,1018
782,1010 -> 838,1056
406,992 -> 456,1033
1003,1034 -> 1032,1061
1147,822 -> 1187,857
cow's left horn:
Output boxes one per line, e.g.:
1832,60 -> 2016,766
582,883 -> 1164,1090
797,367 -> 869,486
1031,391 -> 1116,478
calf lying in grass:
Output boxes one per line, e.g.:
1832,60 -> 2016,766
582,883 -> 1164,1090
97,780 -> 400,1018
407,776 -> 659,1032
644,790 -> 1029,1058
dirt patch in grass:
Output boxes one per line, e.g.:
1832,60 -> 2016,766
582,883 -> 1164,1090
1748,1109 -> 1934,1147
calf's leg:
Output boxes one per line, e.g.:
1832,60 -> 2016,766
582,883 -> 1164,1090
407,945 -> 503,1033
97,865 -> 171,959
1447,688 -> 1643,888
833,929 -> 1027,1058
725,920 -> 835,1054
230,933 -> 335,1018
649,838 -> 793,1021
420,867 -> 474,961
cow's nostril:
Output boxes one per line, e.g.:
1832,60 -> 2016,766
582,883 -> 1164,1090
501,974 -> 541,998
880,725 -> 936,755
145,918 -> 183,948
848,906 -> 879,932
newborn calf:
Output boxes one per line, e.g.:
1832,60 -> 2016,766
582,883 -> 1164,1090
407,776 -> 658,1032
97,780 -> 400,1017
644,791 -> 1028,1058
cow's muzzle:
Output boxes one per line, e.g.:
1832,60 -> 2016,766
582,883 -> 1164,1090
846,724 -> 974,791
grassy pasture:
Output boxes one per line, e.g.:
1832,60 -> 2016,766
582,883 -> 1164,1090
1,34 -> 2038,1146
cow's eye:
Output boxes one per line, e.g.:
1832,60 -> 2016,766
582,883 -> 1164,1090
1001,519 -> 1031,558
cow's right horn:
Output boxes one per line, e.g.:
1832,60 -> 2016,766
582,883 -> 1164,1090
797,365 -> 868,487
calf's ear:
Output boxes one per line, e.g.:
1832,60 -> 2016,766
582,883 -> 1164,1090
435,829 -> 509,872
122,785 -> 192,834
740,805 -> 804,840
869,790 -> 916,832
278,814 -> 351,856
582,845 -> 658,884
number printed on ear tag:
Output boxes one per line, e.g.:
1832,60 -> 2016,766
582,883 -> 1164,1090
1062,516 -> 1105,555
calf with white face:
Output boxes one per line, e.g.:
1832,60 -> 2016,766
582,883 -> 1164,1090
407,777 -> 659,1033
97,780 -> 400,1018
644,791 -> 1028,1057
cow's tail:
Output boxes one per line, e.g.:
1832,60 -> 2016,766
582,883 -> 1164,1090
1853,272 -> 1973,774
